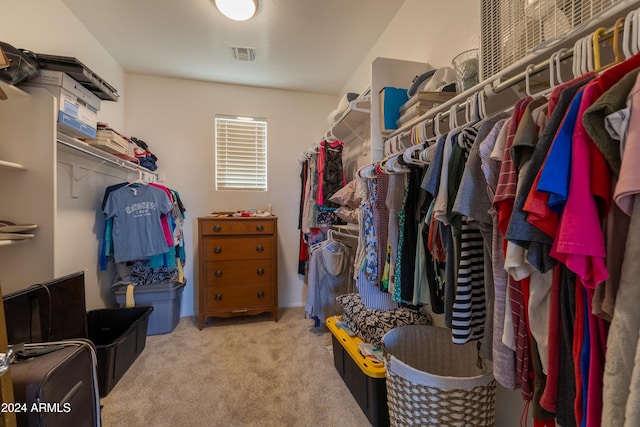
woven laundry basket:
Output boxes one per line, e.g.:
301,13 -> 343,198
382,325 -> 496,426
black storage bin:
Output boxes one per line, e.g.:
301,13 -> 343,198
3,272 -> 155,398
87,306 -> 153,397
326,316 -> 389,427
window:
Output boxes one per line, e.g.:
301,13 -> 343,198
215,115 -> 267,191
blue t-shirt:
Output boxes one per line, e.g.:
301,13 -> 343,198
104,184 -> 173,263
537,89 -> 584,213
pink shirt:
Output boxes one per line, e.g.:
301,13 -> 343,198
150,183 -> 175,247
614,73 -> 640,214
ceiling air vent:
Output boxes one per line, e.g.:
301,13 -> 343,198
231,46 -> 256,62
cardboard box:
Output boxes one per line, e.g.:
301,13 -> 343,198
24,70 -> 100,139
28,69 -> 101,110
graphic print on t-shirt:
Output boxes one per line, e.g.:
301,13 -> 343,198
104,185 -> 173,263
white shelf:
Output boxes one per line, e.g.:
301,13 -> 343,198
56,132 -> 158,180
0,81 -> 29,100
0,159 -> 27,170
0,239 -> 30,247
330,91 -> 371,142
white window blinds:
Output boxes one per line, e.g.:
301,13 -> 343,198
215,115 -> 267,191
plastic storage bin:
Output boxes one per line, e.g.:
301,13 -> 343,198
326,316 -> 389,427
382,325 -> 496,426
87,306 -> 153,397
114,281 -> 186,336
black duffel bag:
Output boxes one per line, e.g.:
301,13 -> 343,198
0,41 -> 39,85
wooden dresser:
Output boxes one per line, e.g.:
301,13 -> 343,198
197,215 -> 278,329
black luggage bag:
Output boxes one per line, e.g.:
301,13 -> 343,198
10,340 -> 101,427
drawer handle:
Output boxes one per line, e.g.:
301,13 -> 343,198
257,291 -> 265,299
214,246 -> 222,254
256,224 -> 264,232
214,294 -> 223,301
215,270 -> 223,278
213,225 -> 222,232
256,268 -> 265,276
256,245 -> 264,253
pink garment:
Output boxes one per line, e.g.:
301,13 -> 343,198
550,81 -> 608,289
150,183 -> 175,247
315,141 -> 327,204
614,73 -> 640,214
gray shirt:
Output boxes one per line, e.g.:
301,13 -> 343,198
104,184 -> 173,263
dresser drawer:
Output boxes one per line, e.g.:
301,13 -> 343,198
203,236 -> 273,261
205,284 -> 275,312
200,220 -> 274,236
203,260 -> 273,285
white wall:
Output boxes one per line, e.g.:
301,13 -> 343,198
124,74 -> 335,316
342,0 -> 482,96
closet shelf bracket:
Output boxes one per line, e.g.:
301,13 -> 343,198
73,160 -> 107,182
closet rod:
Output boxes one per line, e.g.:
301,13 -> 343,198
391,21 -> 619,140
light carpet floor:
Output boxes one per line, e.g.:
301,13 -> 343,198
99,307 -> 372,427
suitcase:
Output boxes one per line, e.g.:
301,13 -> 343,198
10,340 -> 101,427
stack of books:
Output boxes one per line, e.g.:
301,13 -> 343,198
83,123 -> 130,155
396,91 -> 457,128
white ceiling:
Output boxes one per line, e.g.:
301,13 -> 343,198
62,0 -> 406,96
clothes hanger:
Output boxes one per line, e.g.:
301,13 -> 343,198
612,17 -> 625,63
549,52 -> 557,89
623,9 -> 636,59
572,35 -> 592,78
127,168 -> 148,186
448,104 -> 458,130
357,162 -> 378,179
593,23 -> 623,74
584,34 -> 595,75
633,8 -> 640,56
478,90 -> 488,120
553,48 -> 567,85
385,153 -> 411,173
572,37 -> 582,78
425,111 -> 443,147
403,142 -> 428,166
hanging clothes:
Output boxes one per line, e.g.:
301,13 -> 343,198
453,112 -> 510,358
104,184 -> 173,263
394,165 -> 421,303
304,238 -> 354,325
316,140 -> 347,208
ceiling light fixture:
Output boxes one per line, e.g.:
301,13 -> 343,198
214,0 -> 259,21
